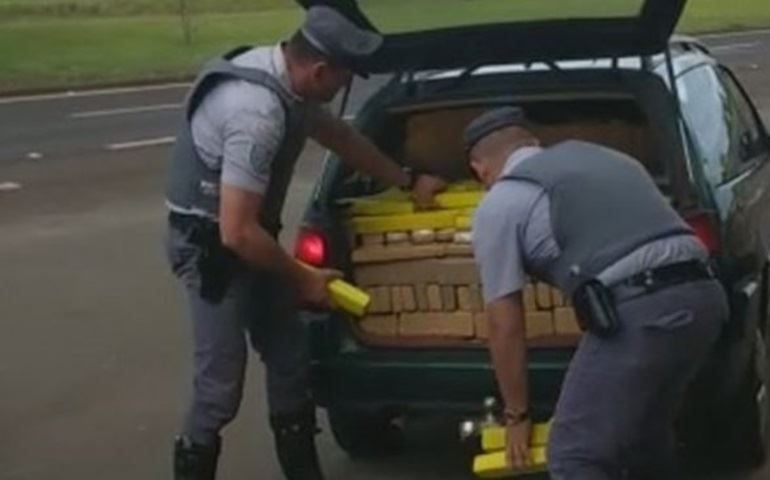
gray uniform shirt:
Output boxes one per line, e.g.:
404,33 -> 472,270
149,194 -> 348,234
188,44 -> 322,197
472,146 -> 708,303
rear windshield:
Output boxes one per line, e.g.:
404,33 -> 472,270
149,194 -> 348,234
359,0 -> 645,33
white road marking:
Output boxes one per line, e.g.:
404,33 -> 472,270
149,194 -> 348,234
0,82 -> 190,106
105,136 -> 175,151
710,42 -> 760,52
70,103 -> 182,119
26,152 -> 43,160
342,114 -> 355,121
699,28 -> 770,40
0,182 -> 22,192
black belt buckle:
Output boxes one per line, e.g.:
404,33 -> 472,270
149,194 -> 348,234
572,279 -> 620,338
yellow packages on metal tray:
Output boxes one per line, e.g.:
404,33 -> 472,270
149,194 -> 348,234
473,448 -> 547,478
328,279 -> 371,317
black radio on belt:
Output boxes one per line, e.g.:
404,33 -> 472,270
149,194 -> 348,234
572,279 -> 620,338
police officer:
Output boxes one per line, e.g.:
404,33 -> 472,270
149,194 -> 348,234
465,107 -> 727,479
165,6 -> 445,480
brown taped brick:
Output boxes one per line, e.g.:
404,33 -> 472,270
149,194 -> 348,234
359,315 -> 398,336
525,311 -> 554,339
354,257 -> 479,284
441,285 -> 457,311
523,284 -> 537,312
399,312 -> 474,338
435,258 -> 480,284
355,260 -> 434,286
436,228 -> 456,242
415,283 -> 430,311
391,286 -> 403,313
401,286 -> 417,312
360,233 -> 384,247
551,288 -> 565,308
367,286 -> 392,314
457,286 -> 472,311
453,231 -> 473,244
536,283 -> 552,309
411,229 -> 436,245
352,244 -> 445,264
385,231 -> 409,244
427,284 -> 443,311
554,307 -> 582,335
474,312 -> 489,340
469,284 -> 484,312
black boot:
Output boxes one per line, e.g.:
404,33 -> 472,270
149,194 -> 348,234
270,407 -> 325,480
173,435 -> 220,480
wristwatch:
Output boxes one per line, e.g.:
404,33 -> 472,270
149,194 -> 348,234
504,408 -> 530,426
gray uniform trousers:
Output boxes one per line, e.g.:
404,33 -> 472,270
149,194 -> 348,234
547,279 -> 726,479
166,222 -> 312,447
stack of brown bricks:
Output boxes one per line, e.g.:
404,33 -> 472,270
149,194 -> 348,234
352,231 -> 582,342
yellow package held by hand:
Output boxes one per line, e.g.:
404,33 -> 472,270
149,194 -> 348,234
473,447 -> 547,478
328,279 -> 370,317
481,421 -> 551,452
297,262 -> 370,317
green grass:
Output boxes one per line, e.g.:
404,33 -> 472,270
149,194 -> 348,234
1,0 -> 769,93
0,0 -> 294,17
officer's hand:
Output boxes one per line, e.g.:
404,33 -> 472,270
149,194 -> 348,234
411,174 -> 447,210
506,419 -> 532,470
297,267 -> 343,310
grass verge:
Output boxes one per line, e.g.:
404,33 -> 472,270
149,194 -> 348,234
1,0 -> 769,93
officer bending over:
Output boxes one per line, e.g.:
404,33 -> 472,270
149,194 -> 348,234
466,107 -> 726,479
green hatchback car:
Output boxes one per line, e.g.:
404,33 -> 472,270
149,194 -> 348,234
294,0 -> 770,466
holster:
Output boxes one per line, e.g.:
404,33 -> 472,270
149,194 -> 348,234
571,279 -> 620,338
186,221 -> 237,304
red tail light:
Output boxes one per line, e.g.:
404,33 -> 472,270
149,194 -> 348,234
685,211 -> 720,256
294,227 -> 327,267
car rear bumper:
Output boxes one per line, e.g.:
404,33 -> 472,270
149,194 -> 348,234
310,341 -> 572,417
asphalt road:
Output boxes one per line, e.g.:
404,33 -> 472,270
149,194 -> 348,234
2,30 -> 770,480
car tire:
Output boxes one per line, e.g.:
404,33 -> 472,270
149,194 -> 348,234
679,329 -> 769,471
327,408 -> 405,459
724,329 -> 769,468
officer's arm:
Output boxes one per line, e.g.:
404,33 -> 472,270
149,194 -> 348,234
219,185 -> 308,283
309,109 -> 410,187
487,293 -> 529,417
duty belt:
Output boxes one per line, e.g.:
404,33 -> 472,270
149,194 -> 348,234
611,260 -> 715,301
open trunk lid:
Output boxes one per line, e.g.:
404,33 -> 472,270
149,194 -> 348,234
297,0 -> 687,73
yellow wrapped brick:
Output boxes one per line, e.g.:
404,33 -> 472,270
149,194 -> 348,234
481,421 -> 551,452
328,279 -> 371,317
435,191 -> 484,209
455,215 -> 473,230
473,448 -> 547,478
342,188 -> 412,217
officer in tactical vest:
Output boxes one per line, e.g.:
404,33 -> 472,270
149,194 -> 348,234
465,107 -> 727,479
165,6 -> 445,480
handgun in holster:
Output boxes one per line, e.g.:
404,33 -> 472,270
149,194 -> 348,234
572,279 -> 620,338
187,221 -> 236,304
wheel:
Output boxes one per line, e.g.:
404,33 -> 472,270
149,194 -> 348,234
679,329 -> 769,471
327,408 -> 405,459
724,329 -> 769,467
